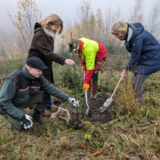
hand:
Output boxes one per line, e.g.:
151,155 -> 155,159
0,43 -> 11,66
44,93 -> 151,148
83,83 -> 90,91
21,114 -> 33,129
121,69 -> 128,80
81,66 -> 86,72
68,97 -> 79,107
65,59 -> 75,66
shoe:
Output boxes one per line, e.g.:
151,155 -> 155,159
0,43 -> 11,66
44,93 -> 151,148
90,93 -> 97,99
42,109 -> 51,116
51,104 -> 58,109
32,109 -> 43,123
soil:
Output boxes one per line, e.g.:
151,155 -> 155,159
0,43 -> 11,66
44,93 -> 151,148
53,95 -> 117,129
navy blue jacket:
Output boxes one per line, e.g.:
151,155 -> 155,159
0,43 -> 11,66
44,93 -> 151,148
125,22 -> 160,74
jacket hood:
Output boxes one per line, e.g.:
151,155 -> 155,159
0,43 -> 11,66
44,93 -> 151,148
34,22 -> 43,34
128,22 -> 144,41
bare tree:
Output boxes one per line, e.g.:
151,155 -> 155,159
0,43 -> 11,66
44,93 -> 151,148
94,8 -> 105,43
8,0 -> 42,53
146,0 -> 160,39
104,8 -> 124,53
73,0 -> 93,38
128,0 -> 144,23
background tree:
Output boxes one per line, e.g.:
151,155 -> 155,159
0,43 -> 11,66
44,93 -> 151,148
73,0 -> 92,38
146,0 -> 160,39
103,8 -> 124,54
128,0 -> 144,23
8,0 -> 42,53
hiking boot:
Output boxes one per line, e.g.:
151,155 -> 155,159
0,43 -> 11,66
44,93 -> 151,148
42,104 -> 58,116
51,104 -> 58,110
90,93 -> 97,99
42,109 -> 51,116
32,109 -> 43,123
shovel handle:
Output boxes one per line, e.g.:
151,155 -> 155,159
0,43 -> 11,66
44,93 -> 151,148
110,78 -> 122,99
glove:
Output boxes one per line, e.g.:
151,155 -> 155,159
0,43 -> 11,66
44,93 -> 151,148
83,83 -> 90,91
21,114 -> 33,129
81,66 -> 86,72
68,97 -> 79,107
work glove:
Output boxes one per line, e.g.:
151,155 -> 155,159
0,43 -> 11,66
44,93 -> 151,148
68,97 -> 79,107
21,114 -> 33,129
83,83 -> 90,91
81,66 -> 86,72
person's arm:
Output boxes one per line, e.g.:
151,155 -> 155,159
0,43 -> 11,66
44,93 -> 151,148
0,79 -> 25,120
41,76 -> 69,101
35,34 -> 66,65
41,76 -> 79,106
125,38 -> 143,71
121,69 -> 128,80
64,59 -> 75,66
35,35 -> 75,66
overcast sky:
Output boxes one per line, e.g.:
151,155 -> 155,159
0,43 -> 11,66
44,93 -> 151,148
0,0 -> 151,42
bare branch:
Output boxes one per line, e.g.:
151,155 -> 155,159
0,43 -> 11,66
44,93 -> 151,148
8,0 -> 42,53
146,0 -> 160,38
128,0 -> 144,23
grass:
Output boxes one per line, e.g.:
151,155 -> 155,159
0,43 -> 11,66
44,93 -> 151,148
0,53 -> 160,159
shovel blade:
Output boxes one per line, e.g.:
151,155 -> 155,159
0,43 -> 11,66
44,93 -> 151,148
99,98 -> 113,113
85,108 -> 89,116
85,91 -> 90,116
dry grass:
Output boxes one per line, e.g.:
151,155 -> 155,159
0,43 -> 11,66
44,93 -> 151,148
0,54 -> 160,159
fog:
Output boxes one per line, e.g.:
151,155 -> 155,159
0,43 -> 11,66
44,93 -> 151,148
0,0 -> 151,42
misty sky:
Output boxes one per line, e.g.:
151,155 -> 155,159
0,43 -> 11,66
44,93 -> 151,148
0,0 -> 151,42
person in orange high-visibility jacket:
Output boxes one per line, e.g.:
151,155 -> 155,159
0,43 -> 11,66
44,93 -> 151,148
68,37 -> 108,98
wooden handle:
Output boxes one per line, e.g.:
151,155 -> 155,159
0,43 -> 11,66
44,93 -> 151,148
110,78 -> 122,99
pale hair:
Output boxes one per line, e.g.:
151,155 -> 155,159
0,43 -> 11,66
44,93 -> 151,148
111,21 -> 128,35
40,14 -> 63,34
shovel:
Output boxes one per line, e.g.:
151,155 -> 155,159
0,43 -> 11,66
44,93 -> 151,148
85,90 -> 90,116
99,78 -> 122,113
83,71 -> 90,116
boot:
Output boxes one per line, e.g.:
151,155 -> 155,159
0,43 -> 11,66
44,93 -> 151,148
90,80 -> 98,99
90,93 -> 98,99
51,104 -> 58,110
42,109 -> 51,116
32,108 -> 43,123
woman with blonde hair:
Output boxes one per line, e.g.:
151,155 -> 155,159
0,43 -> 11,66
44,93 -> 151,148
111,21 -> 160,103
27,14 -> 75,116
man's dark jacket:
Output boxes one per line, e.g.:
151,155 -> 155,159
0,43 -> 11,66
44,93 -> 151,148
28,23 -> 66,83
0,66 -> 69,120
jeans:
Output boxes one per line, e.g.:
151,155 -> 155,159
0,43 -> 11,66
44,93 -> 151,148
46,96 -> 52,108
132,73 -> 151,103
42,92 -> 52,109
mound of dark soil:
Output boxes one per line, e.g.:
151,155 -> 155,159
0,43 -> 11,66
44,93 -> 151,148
59,95 -> 117,129
84,96 -> 115,123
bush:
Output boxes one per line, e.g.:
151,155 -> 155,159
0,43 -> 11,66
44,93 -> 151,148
60,66 -> 83,92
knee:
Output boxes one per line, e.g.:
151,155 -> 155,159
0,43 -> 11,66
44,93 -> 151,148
42,92 -> 50,104
92,71 -> 99,81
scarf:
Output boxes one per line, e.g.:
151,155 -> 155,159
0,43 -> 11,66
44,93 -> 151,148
42,28 -> 56,41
